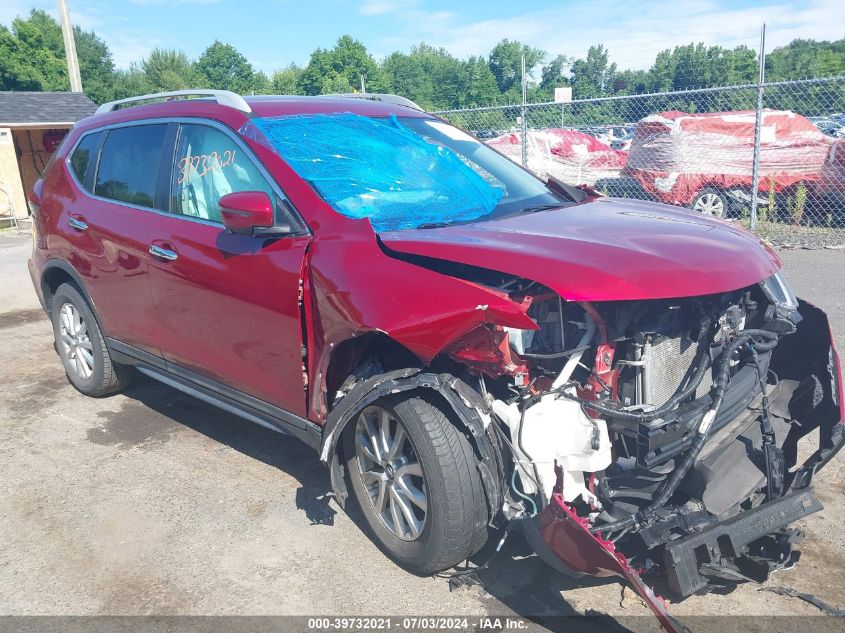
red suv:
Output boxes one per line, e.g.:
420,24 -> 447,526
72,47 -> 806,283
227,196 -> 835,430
28,90 -> 843,628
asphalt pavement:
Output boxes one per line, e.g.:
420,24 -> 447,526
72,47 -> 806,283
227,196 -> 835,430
1,231 -> 843,630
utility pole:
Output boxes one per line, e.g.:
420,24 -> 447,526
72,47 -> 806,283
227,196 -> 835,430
56,0 -> 83,92
360,75 -> 366,94
749,23 -> 766,230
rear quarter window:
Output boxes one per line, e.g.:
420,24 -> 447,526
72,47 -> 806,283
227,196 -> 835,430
69,131 -> 103,186
95,124 -> 168,209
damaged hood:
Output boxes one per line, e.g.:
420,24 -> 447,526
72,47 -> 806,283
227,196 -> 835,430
379,197 -> 781,302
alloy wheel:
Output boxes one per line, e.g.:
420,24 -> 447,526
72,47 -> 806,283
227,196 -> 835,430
354,405 -> 427,541
693,192 -> 726,217
58,302 -> 94,380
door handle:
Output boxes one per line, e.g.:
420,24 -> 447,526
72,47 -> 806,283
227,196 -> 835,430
68,216 -> 88,231
149,244 -> 178,261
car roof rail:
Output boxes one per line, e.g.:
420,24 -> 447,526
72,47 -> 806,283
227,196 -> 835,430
327,93 -> 425,112
95,89 -> 252,115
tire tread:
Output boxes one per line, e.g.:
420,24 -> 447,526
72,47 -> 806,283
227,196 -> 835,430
52,283 -> 130,397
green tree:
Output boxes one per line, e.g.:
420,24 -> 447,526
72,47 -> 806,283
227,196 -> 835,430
724,46 -> 758,84
457,55 -> 499,107
0,26 -> 46,90
252,70 -> 270,94
0,9 -> 118,102
195,40 -> 259,94
142,48 -> 201,91
300,35 -> 386,95
270,63 -> 305,94
571,44 -> 616,98
73,27 -> 116,103
540,54 -> 572,93
2,5 -> 844,114
0,10 -> 67,91
111,65 -> 152,100
648,48 -> 676,92
383,49 -> 433,106
383,43 -> 465,109
612,68 -> 649,94
487,39 -> 545,94
766,38 -> 845,81
643,43 -> 758,94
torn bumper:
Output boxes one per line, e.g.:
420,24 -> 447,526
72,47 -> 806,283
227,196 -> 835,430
536,493 -> 690,633
663,488 -> 822,596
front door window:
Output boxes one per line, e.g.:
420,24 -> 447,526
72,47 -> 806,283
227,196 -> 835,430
170,124 -> 277,223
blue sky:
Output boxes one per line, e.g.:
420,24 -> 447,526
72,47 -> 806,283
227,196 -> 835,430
2,0 -> 841,74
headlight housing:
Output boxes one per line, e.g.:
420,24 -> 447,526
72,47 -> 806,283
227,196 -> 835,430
760,271 -> 801,324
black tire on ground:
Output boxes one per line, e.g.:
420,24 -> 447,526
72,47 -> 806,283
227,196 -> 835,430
51,282 -> 131,396
690,187 -> 730,218
344,394 -> 488,574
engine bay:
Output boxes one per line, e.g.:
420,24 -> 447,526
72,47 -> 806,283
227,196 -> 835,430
457,274 -> 839,597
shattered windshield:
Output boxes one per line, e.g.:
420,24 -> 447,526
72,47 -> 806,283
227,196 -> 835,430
242,113 -> 565,231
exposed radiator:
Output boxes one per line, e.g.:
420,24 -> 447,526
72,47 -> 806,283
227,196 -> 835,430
642,334 -> 713,406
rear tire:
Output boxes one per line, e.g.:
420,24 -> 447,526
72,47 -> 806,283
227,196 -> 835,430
344,394 -> 488,574
51,283 -> 131,396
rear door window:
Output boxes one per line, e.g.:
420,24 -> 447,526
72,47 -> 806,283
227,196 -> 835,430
69,131 -> 103,188
95,124 -> 168,209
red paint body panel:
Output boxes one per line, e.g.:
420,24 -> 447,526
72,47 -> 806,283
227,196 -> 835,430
146,216 -> 311,414
538,494 -> 688,633
36,153 -> 161,355
29,96 -> 785,426
301,230 -> 538,419
380,196 -> 782,302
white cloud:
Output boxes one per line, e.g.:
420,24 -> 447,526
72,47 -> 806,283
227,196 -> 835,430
372,0 -> 844,71
107,31 -> 162,67
360,1 -> 399,15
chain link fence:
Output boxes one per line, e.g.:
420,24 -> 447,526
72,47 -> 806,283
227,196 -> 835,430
434,76 -> 845,248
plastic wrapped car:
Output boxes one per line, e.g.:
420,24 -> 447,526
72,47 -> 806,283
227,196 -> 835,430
621,109 -> 833,217
486,128 -> 628,186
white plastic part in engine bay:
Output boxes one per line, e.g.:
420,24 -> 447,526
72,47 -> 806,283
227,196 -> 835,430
492,394 -> 612,504
495,309 -> 609,504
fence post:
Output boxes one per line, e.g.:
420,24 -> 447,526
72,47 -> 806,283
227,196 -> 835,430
750,24 -> 766,231
521,53 -> 528,167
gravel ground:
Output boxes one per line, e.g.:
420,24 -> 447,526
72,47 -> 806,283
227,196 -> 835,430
0,230 -> 843,630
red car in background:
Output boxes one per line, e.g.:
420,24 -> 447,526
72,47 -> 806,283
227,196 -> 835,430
486,128 -> 627,186
600,109 -> 832,218
27,90 -> 843,632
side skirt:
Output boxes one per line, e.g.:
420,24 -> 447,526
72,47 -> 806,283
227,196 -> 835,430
106,338 -> 322,451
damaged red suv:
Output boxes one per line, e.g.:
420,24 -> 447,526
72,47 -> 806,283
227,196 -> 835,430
29,90 -> 843,628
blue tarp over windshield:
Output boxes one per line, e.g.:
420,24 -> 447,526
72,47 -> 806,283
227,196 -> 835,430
244,113 -> 502,232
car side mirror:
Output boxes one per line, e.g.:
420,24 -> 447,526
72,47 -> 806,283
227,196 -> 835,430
219,191 -> 286,236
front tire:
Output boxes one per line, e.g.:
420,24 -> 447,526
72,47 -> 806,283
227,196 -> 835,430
344,395 -> 488,574
51,283 -> 131,396
690,187 -> 729,218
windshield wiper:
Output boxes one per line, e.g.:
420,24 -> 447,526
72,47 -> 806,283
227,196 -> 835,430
520,204 -> 563,213
416,222 -> 451,229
